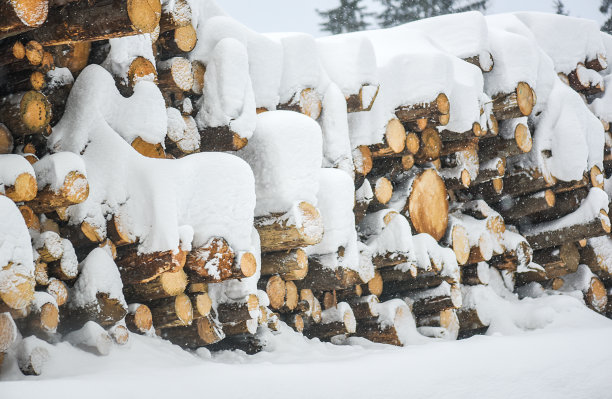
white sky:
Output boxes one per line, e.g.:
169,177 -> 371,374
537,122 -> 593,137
218,0 -> 604,36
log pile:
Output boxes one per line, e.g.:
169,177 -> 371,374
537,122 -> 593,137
0,3 -> 611,375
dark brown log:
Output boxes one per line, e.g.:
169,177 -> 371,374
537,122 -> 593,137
402,283 -> 462,316
148,293 -> 192,329
116,245 -> 186,284
185,237 -> 256,283
524,210 -> 611,251
21,0 -> 161,46
161,313 -> 224,348
303,304 -> 356,340
260,249 -> 308,282
123,269 -> 187,302
255,201 -> 323,253
41,72 -> 73,125
586,54 -> 608,72
416,308 -> 460,340
197,125 -> 248,152
380,271 -> 458,296
345,295 -> 379,319
526,188 -> 588,224
495,189 -> 556,224
27,171 -> 89,213
0,90 -> 51,136
0,313 -> 17,354
0,123 -> 13,153
125,303 -> 152,334
517,243 -> 580,285
222,318 -> 258,337
158,0 -> 191,32
189,292 -> 212,319
471,157 -> 505,187
461,263 -> 490,286
463,51 -> 494,72
157,56 -> 193,95
580,239 -> 612,282
296,257 -> 360,291
395,93 -> 450,125
457,307 -> 488,334
257,275 -> 286,310
277,88 -> 321,120
489,231 -> 532,271
217,294 -> 259,324
568,63 -> 604,95
47,42 -> 91,75
16,293 -> 58,338
157,24 -> 197,59
346,83 -> 379,113
61,293 -> 127,332
0,0 -> 48,40
415,128 -> 442,163
478,122 -> 532,162
299,288 -> 322,323
355,305 -> 407,347
491,82 -> 535,120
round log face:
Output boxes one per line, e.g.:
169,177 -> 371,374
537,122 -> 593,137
374,177 -> 393,205
515,123 -> 532,153
6,172 -> 37,202
266,275 -> 286,310
21,91 -> 51,133
61,171 -> 90,204
174,24 -> 197,52
516,82 -> 535,116
175,293 -> 193,326
408,169 -> 449,241
40,302 -> 59,332
15,0 -> 48,27
367,272 -> 383,297
127,0 -> 162,34
239,252 -> 257,278
385,119 -> 406,154
134,304 -> 153,331
0,313 -> 17,352
299,88 -> 321,120
170,57 -> 194,91
587,277 -> 607,313
452,225 -> 470,265
128,56 -> 157,87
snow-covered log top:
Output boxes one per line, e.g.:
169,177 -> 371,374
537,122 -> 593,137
237,110 -> 322,217
49,65 -> 256,254
33,152 -> 86,192
102,34 -> 157,84
513,12 -> 606,74
0,196 -> 34,309
0,154 -> 35,190
71,248 -> 126,309
195,37 -> 256,139
316,34 -> 378,97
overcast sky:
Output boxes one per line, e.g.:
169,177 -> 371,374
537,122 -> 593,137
218,0 -> 604,36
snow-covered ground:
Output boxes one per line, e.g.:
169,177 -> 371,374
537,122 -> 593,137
3,291 -> 611,399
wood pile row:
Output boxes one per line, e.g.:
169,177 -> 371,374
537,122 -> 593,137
0,1 -> 611,374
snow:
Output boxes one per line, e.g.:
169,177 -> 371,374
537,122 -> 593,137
70,248 -> 127,309
513,12 -> 605,74
32,152 -> 86,192
237,110 -> 322,216
195,38 -> 256,139
0,196 -> 34,310
318,83 -> 354,178
101,34 -> 157,85
316,34 -> 377,97
49,65 -> 256,255
0,154 -> 34,193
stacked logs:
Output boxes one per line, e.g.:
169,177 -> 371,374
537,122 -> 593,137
2,1 -> 612,374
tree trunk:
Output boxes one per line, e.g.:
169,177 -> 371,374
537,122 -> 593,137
123,269 -> 187,302
148,293 -> 192,329
116,245 -> 186,284
478,122 -> 532,162
0,90 -> 52,136
160,314 -> 224,348
217,294 -> 259,324
27,171 -> 89,213
260,248 -> 308,280
491,82 -> 535,120
22,0 -> 161,46
0,0 -> 48,40
125,303 -> 152,334
495,189 -> 556,224
395,93 -> 450,125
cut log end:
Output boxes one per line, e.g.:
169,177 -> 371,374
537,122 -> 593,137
452,224 -> 470,265
173,24 -> 197,52
515,123 -> 532,153
353,146 -> 373,176
128,56 -> 157,87
590,166 -> 604,190
405,132 -> 420,155
126,304 -> 153,333
21,91 -> 51,133
12,0 -> 49,27
460,169 -> 471,188
127,0 -> 162,34
374,177 -> 393,205
6,172 -> 37,202
239,252 -> 257,278
436,93 -> 450,116
266,275 -> 286,310
367,271 -> 383,297
385,119 -> 406,154
587,277 -> 607,313
407,169 -> 449,241
131,137 -> 166,158
544,189 -> 556,208
600,210 -> 611,233
516,82 -> 535,117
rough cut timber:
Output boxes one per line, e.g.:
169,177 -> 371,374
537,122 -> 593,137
123,269 -> 188,302
260,249 -> 308,280
21,0 -> 162,46
148,293 -> 192,329
355,305 -> 406,346
346,83 -> 379,113
517,243 -> 580,284
0,312 -> 19,353
393,168 -> 449,241
198,125 -> 248,152
47,42 -> 91,75
478,123 -> 532,163
303,303 -> 356,341
157,24 -> 197,59
161,314 -> 224,348
296,258 -> 360,291
395,93 -> 450,125
3,170 -> 37,202
496,189 -> 556,224
125,303 -> 152,334
258,275 -> 286,311
116,246 -> 186,284
186,237 -> 256,283
0,0 -> 49,40
369,118 -> 406,158
277,88 -> 322,120
189,292 -> 212,320
463,51 -> 494,72
217,295 -> 259,324
0,123 -> 13,153
255,201 -> 323,253
157,56 -> 193,95
27,171 -> 89,213
524,210 -> 611,251
526,188 -> 588,224
491,82 -> 535,120
61,292 -> 127,332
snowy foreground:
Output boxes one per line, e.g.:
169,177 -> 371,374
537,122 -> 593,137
2,291 -> 612,399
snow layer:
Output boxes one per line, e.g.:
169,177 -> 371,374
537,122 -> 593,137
237,111 -> 322,216
513,12 -> 605,74
49,65 -> 256,254
32,152 -> 86,192
0,154 -> 35,189
318,83 -> 354,177
195,38 -> 256,139
0,196 -> 34,309
70,248 -> 127,309
101,34 -> 156,84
